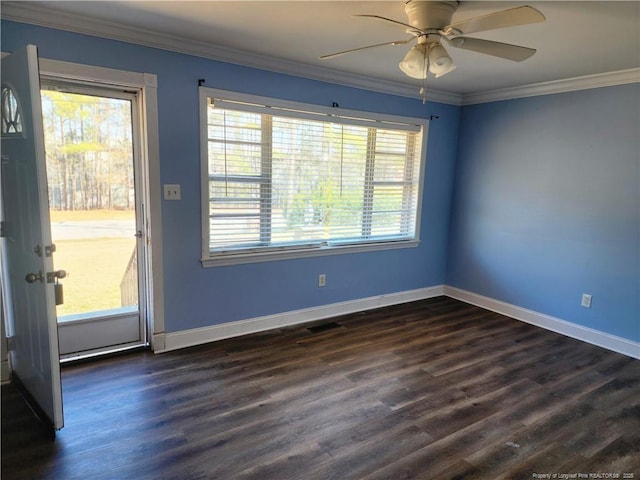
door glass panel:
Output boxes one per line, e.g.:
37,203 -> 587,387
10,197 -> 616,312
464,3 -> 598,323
2,85 -> 24,135
41,89 -> 138,322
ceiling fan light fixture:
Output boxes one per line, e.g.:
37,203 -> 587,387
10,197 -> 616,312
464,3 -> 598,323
428,43 -> 455,77
434,64 -> 456,78
399,44 -> 428,79
323,2 -> 545,84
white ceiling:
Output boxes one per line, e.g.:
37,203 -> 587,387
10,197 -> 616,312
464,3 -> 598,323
3,1 -> 640,101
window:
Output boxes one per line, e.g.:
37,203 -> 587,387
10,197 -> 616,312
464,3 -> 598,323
1,85 -> 24,136
200,88 -> 428,266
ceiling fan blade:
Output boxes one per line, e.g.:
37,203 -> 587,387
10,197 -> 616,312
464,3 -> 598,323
320,39 -> 412,60
353,14 -> 420,32
445,6 -> 545,35
448,37 -> 536,62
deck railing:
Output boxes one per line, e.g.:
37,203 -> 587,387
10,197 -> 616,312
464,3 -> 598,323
120,247 -> 138,307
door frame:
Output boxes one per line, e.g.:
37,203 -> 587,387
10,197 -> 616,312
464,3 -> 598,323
38,58 -> 164,355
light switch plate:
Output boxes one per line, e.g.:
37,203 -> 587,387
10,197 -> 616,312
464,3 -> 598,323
164,184 -> 181,200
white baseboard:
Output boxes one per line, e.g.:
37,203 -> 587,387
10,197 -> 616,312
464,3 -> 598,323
158,285 -> 445,353
156,284 -> 639,360
444,286 -> 640,360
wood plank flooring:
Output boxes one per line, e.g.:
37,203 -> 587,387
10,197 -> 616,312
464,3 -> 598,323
2,297 -> 639,479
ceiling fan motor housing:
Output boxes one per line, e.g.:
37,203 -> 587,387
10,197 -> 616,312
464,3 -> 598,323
404,1 -> 459,31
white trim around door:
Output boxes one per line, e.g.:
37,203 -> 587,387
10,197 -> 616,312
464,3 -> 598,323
38,58 -> 164,355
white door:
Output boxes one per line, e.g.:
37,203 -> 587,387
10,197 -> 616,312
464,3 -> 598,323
1,45 -> 64,430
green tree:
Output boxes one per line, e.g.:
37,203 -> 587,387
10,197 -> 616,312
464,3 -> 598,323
41,90 -> 134,212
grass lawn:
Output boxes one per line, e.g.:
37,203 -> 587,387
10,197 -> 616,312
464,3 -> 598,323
54,237 -> 137,317
49,209 -> 138,317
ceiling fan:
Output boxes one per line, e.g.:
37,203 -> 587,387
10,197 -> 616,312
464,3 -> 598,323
320,1 -> 545,85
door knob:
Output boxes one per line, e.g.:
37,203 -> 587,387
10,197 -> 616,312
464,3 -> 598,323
46,270 -> 67,283
25,271 -> 44,283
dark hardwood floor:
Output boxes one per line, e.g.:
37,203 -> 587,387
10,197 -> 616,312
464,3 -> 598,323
2,297 -> 639,479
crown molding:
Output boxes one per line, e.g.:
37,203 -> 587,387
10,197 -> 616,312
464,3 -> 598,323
0,2 -> 461,105
462,68 -> 640,105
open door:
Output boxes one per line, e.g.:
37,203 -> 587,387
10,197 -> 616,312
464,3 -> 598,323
1,45 -> 64,431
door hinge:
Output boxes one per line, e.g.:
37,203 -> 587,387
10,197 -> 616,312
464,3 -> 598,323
6,336 -> 15,352
0,221 -> 5,238
45,244 -> 56,257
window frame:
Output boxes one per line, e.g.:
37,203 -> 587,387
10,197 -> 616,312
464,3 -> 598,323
199,87 -> 429,267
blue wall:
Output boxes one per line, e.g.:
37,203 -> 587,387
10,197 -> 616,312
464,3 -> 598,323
2,20 -> 461,333
4,20 -> 638,344
447,84 -> 640,342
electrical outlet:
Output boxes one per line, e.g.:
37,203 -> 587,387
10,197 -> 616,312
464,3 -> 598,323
164,184 -> 181,200
581,293 -> 592,308
318,274 -> 326,287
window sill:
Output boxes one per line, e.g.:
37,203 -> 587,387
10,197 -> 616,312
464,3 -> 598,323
201,239 -> 420,267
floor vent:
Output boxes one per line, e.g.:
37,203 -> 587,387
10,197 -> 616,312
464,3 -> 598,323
307,322 -> 342,333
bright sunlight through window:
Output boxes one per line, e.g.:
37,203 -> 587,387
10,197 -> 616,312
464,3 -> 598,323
200,89 -> 428,266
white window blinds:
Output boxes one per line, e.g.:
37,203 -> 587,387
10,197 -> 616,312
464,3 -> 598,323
202,90 -> 426,262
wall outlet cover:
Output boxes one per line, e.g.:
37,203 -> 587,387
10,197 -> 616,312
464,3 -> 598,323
164,184 -> 181,200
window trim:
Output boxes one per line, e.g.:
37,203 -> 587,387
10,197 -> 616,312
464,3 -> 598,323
199,87 -> 429,267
